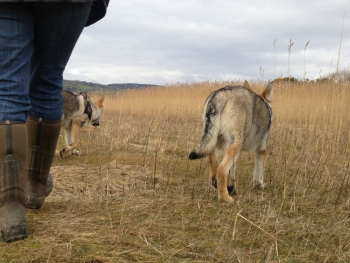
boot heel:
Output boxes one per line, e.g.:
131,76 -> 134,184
26,173 -> 53,209
0,202 -> 27,243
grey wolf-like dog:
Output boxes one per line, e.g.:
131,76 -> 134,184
55,91 -> 104,157
189,81 -> 273,203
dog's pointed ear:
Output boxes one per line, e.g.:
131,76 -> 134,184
262,81 -> 273,103
244,80 -> 251,90
96,94 -> 104,108
243,80 -> 255,93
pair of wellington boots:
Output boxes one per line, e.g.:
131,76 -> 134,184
0,116 -> 61,243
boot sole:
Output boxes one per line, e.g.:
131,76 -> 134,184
1,219 -> 27,243
26,195 -> 46,209
3,232 -> 27,243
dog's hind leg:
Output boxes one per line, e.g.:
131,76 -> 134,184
59,115 -> 88,157
69,123 -> 80,156
227,163 -> 237,195
208,148 -> 218,188
253,144 -> 267,189
59,118 -> 83,157
58,128 -> 72,157
217,140 -> 242,203
70,114 -> 90,156
64,128 -> 72,148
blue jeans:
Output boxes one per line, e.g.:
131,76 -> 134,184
0,3 -> 92,122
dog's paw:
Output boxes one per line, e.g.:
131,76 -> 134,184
211,178 -> 217,188
71,149 -> 80,156
218,193 -> 234,203
59,148 -> 66,158
253,180 -> 264,190
227,185 -> 237,196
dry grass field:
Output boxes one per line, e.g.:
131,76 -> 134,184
1,80 -> 350,262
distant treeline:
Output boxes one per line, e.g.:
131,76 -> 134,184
275,69 -> 350,83
63,80 -> 161,92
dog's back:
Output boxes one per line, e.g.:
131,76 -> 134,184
190,84 -> 272,159
62,91 -> 86,118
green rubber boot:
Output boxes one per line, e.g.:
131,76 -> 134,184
26,116 -> 61,209
0,121 -> 28,242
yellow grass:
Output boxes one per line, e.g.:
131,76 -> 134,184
1,80 -> 350,262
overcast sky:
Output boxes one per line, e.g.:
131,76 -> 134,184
64,0 -> 350,85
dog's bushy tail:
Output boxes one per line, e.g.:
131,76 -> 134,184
189,92 -> 226,160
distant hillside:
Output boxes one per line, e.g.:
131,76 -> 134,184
63,80 -> 161,92
106,83 -> 163,90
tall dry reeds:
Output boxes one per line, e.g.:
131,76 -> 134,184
2,80 -> 350,262
92,80 -> 350,262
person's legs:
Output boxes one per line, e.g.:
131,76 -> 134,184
0,3 -> 34,243
0,3 -> 33,122
0,2 -> 92,242
29,2 -> 92,120
26,3 -> 92,209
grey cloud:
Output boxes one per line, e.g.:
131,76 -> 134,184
64,0 -> 350,85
